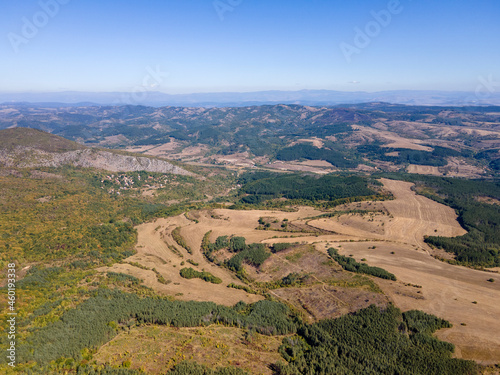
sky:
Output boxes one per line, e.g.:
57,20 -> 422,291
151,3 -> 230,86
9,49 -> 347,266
1,0 -> 499,94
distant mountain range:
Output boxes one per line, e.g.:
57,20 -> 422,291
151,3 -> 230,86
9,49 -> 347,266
1,103 -> 498,176
1,89 -> 500,107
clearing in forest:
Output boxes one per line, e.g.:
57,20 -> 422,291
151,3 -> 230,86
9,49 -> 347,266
94,325 -> 284,375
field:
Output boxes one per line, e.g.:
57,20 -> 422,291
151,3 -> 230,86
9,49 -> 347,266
308,178 -> 467,251
94,325 -> 284,374
101,215 -> 263,306
101,176 -> 500,365
351,124 -> 434,151
308,179 -> 500,364
324,240 -> 500,364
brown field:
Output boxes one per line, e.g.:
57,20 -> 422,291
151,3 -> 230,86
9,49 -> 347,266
351,125 -> 433,151
407,164 -> 442,175
94,325 -> 284,374
321,240 -> 500,365
100,135 -> 129,146
101,178 -> 500,364
266,160 -> 336,174
307,179 -> 500,364
309,178 -> 467,251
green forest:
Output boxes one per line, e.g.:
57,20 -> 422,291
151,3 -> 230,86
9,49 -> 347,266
276,144 -> 358,168
328,248 -> 397,281
275,305 -> 478,375
4,288 -> 478,375
237,172 -> 384,206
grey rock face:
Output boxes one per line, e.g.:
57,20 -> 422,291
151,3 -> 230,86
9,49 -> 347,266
0,147 -> 191,175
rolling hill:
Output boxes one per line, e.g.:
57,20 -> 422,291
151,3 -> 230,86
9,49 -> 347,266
0,128 -> 191,175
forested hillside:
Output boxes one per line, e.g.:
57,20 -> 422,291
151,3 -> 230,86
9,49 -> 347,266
275,305 -> 478,375
236,172 -> 385,207
0,103 -> 498,175
3,288 -> 477,375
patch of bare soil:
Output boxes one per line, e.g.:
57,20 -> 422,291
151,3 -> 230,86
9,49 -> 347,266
476,196 -> 500,205
351,125 -> 433,151
407,164 -> 442,176
266,160 -> 336,174
273,284 -> 388,322
440,157 -> 487,178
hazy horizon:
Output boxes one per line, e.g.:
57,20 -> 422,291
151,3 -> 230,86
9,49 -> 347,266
2,0 -> 499,94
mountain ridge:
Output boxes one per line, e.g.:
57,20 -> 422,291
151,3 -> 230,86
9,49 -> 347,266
2,89 -> 500,107
0,128 -> 191,175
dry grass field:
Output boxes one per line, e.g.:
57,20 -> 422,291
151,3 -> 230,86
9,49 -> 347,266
100,178 -> 500,364
351,125 -> 434,151
94,325 -> 284,374
308,179 -> 500,364
407,164 -> 442,175
265,160 -> 337,174
245,244 -> 389,322
309,178 -> 466,251
322,240 -> 500,365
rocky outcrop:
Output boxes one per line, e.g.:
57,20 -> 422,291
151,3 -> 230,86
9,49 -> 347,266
0,147 -> 191,175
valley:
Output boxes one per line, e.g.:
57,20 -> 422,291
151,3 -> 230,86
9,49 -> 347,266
4,1 -> 500,373
100,178 -> 500,366
0,107 -> 498,374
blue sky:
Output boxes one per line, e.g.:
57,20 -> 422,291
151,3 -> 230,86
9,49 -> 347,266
1,0 -> 499,93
